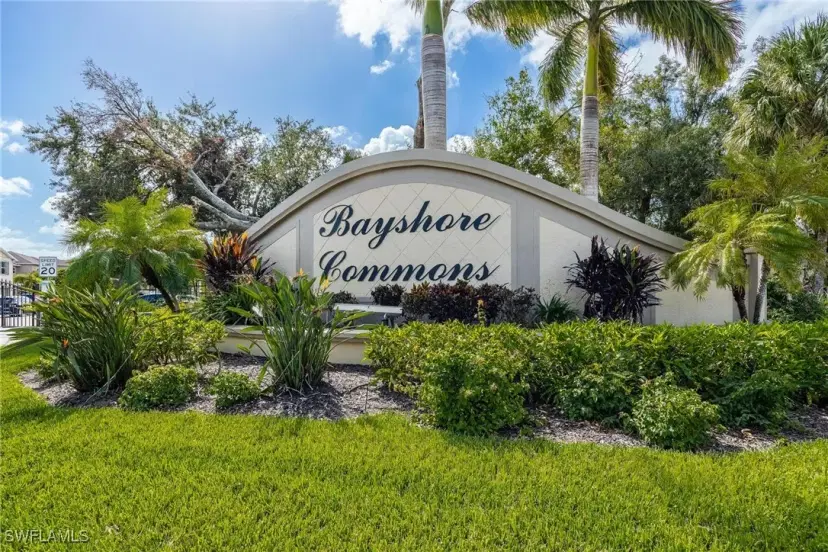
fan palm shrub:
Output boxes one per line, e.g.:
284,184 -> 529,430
6,285 -> 147,391
666,137 -> 828,322
231,273 -> 369,393
64,189 -> 204,312
729,16 -> 828,152
466,0 -> 742,201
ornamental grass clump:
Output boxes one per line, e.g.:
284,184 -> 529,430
232,272 -> 369,393
7,284 -> 146,392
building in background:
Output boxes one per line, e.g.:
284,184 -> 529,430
0,250 -> 70,279
0,249 -> 13,284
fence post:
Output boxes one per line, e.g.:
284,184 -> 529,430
1,281 -> 6,328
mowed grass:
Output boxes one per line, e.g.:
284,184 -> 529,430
1,345 -> 827,551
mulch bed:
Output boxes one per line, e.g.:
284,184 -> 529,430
18,353 -> 828,452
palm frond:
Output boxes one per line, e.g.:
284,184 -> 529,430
538,22 -> 586,104
466,0 -> 584,46
609,0 -> 742,84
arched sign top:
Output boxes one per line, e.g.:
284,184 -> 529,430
247,149 -> 686,253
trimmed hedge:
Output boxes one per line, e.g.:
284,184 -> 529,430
366,320 -> 828,437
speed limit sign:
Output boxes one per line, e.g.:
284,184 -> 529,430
38,257 -> 59,278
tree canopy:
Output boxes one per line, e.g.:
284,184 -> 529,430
26,60 -> 354,232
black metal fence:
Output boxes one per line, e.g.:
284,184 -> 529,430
0,281 -> 41,328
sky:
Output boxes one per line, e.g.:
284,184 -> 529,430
1,0 -> 825,259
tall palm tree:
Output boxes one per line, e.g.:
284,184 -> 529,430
729,16 -> 828,153
418,0 -> 448,149
666,136 -> 828,322
466,0 -> 743,201
409,0 -> 455,149
65,189 -> 205,312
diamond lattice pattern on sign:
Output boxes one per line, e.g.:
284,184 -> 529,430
313,183 -> 511,295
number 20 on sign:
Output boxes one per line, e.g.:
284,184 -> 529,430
38,257 -> 59,278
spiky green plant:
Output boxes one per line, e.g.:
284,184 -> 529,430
466,0 -> 743,201
64,189 -> 204,312
6,284 -> 147,391
231,273 -> 369,393
666,136 -> 828,322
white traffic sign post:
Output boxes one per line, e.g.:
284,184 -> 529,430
38,257 -> 59,294
38,257 -> 59,278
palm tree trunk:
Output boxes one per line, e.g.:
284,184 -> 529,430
421,0 -> 446,150
141,264 -> 179,313
814,231 -> 827,295
732,286 -> 748,321
752,261 -> 771,324
414,76 -> 425,149
579,30 -> 600,202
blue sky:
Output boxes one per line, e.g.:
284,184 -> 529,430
1,0 -> 824,258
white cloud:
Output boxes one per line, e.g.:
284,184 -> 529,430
1,120 -> 28,154
447,68 -> 460,89
0,176 -> 32,197
0,226 -> 69,258
0,119 -> 25,135
332,0 -> 490,75
41,193 -> 67,216
369,59 -> 395,75
361,125 -> 414,156
323,125 -> 361,148
334,0 -> 419,51
447,134 -> 473,153
5,142 -> 25,155
39,221 -> 71,236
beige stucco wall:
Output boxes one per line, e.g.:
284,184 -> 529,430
261,227 -> 297,276
249,150 -> 740,325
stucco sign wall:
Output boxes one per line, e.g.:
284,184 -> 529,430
313,183 -> 511,295
248,150 -> 739,326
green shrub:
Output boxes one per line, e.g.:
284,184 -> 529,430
34,353 -> 63,381
195,285 -> 261,325
367,320 -> 828,432
556,363 -> 637,426
331,290 -> 359,304
632,375 -> 720,450
371,284 -> 405,306
119,365 -> 197,410
233,273 -> 369,392
139,309 -> 225,368
767,279 -> 828,323
7,284 -> 146,391
419,341 -> 528,434
536,294 -> 579,323
209,371 -> 260,409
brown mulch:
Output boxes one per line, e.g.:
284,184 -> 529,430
18,354 -> 828,452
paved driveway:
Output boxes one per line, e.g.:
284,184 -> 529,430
0,329 -> 13,347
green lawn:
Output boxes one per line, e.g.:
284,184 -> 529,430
1,345 -> 827,551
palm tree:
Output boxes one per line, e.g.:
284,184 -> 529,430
65,189 -> 204,312
466,0 -> 743,201
417,0 -> 448,149
408,0 -> 455,149
729,16 -> 828,153
666,137 -> 828,322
